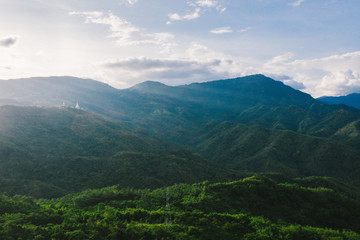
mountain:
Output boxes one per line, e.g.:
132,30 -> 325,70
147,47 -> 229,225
131,74 -> 360,117
1,75 -> 359,137
0,106 -> 236,198
127,75 -> 360,147
132,75 -> 317,108
128,75 -> 324,131
319,93 -> 360,110
2,74 -> 360,194
3,75 -> 360,238
2,74 -> 357,123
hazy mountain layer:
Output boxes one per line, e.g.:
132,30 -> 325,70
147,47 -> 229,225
1,75 -> 360,142
319,93 -> 360,110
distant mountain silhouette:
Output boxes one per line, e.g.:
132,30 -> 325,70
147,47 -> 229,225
319,93 -> 360,110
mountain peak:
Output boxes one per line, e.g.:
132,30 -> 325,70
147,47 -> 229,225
129,81 -> 171,95
131,81 -> 168,89
176,74 -> 317,109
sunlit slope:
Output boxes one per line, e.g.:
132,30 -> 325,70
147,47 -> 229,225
0,76 -> 118,110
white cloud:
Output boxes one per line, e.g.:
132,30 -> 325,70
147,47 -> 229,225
0,36 -> 18,47
283,79 -> 306,90
317,70 -> 360,96
103,57 -> 214,70
99,57 -> 234,87
238,27 -> 252,33
184,42 -> 231,64
196,0 -> 217,7
126,0 -> 138,4
263,51 -> 360,96
70,11 -> 174,47
215,5 -> 227,13
289,0 -> 305,7
167,0 -> 226,23
208,26 -> 252,35
118,0 -> 138,5
263,52 -> 294,69
264,73 -> 304,90
210,26 -> 233,34
0,66 -> 11,70
70,11 -> 104,21
69,9 -> 242,88
97,42 -> 243,87
168,8 -> 201,21
290,51 -> 360,72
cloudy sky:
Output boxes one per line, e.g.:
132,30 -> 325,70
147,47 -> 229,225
0,0 -> 359,97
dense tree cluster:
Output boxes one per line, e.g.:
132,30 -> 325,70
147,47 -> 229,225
1,175 -> 359,239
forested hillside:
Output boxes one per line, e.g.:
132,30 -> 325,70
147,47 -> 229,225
0,106 -> 236,198
1,175 -> 360,239
192,121 -> 360,182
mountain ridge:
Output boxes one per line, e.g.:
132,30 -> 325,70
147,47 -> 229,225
319,93 -> 360,110
2,74 -> 360,197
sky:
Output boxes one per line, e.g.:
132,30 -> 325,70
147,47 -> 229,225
0,0 -> 359,97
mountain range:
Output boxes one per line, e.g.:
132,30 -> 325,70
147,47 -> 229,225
2,74 -> 360,238
1,74 -> 360,198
